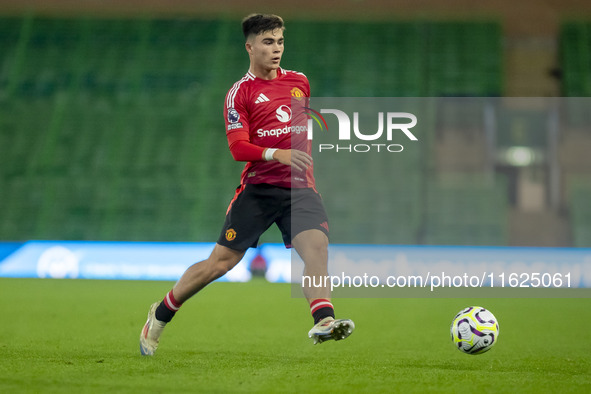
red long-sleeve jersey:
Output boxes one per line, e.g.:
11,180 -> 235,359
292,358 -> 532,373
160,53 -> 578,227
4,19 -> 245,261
223,68 -> 314,189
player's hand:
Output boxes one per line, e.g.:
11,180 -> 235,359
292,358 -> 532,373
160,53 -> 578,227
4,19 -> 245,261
273,149 -> 312,172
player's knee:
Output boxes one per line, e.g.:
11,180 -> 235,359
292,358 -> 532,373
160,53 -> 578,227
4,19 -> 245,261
211,263 -> 231,279
294,229 -> 328,253
207,250 -> 243,280
306,235 -> 328,256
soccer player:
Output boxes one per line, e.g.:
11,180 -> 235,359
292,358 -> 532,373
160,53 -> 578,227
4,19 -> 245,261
140,13 -> 354,356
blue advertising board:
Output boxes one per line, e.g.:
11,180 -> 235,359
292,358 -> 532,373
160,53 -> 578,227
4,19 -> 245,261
1,241 -> 590,289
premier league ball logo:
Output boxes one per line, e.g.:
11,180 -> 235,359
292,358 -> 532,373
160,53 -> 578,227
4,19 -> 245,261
228,108 -> 240,123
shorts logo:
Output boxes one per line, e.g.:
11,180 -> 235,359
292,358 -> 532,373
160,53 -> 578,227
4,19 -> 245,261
228,108 -> 240,123
275,105 -> 292,123
291,87 -> 304,101
225,228 -> 237,241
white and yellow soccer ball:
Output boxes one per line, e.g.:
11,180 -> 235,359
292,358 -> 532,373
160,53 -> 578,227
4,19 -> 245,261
450,306 -> 499,355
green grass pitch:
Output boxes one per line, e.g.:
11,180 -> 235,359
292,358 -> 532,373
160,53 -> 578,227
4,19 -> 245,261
0,278 -> 590,393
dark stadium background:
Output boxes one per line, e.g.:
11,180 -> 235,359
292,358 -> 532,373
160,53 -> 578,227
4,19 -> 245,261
0,0 -> 590,247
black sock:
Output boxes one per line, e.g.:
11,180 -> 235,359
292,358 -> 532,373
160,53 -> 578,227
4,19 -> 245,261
313,307 -> 336,324
310,299 -> 335,324
155,301 -> 176,323
154,290 -> 182,323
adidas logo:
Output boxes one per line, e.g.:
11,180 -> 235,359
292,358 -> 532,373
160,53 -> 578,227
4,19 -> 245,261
255,93 -> 270,104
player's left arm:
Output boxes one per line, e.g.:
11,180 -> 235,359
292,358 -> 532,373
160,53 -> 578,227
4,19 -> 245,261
269,149 -> 312,172
229,139 -> 311,172
228,135 -> 312,171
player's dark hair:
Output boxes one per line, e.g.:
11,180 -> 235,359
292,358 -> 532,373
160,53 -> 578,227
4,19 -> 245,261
242,14 -> 284,40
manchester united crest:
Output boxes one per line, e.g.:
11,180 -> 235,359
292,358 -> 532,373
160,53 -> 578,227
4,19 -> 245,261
291,87 -> 305,101
225,228 -> 237,241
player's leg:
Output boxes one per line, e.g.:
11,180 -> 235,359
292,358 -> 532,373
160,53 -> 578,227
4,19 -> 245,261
292,228 -> 330,301
153,243 -> 246,325
292,229 -> 355,344
172,244 -> 246,303
140,244 -> 245,356
279,188 -> 355,344
140,184 -> 275,355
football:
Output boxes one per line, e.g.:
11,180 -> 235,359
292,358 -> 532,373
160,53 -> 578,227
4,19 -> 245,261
450,306 -> 499,355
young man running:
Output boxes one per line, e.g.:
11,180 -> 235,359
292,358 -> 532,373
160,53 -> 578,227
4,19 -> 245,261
140,13 -> 354,356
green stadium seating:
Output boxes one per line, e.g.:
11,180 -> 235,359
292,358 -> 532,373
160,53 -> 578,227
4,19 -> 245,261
0,16 -> 503,243
560,22 -> 591,97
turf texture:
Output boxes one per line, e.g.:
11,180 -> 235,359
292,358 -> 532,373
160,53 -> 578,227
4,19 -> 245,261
0,278 -> 590,393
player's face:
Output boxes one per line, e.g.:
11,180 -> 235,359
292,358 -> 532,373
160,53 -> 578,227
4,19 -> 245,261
247,29 -> 284,73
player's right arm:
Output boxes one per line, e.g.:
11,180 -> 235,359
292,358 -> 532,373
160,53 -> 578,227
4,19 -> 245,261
224,87 -> 263,161
224,83 -> 311,170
